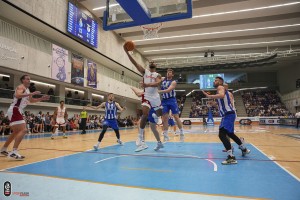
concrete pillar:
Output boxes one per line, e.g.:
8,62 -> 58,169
56,84 -> 65,103
84,90 -> 92,104
13,74 -> 21,88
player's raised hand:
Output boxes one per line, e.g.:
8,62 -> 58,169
202,90 -> 209,97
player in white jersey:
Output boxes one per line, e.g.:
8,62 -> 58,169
131,87 -> 164,151
124,44 -> 163,152
0,75 -> 49,160
51,100 -> 68,139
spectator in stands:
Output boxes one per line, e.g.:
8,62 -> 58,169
44,112 -> 52,132
47,88 -> 54,96
296,110 -> 300,128
29,82 -> 36,92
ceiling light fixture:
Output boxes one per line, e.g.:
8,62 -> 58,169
134,24 -> 300,42
31,80 -> 55,87
144,39 -> 300,53
93,3 -> 118,11
193,2 -> 300,18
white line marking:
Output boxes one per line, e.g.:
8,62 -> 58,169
95,155 -> 128,163
2,143 -> 121,171
1,151 -> 83,171
94,152 -> 217,172
251,143 -> 300,182
268,155 -> 276,160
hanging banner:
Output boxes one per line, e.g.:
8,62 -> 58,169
51,44 -> 70,82
71,53 -> 84,86
87,59 -> 97,88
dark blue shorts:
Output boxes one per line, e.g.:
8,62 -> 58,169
168,118 -> 175,126
162,98 -> 179,115
103,119 -> 119,130
148,108 -> 156,124
220,113 -> 236,133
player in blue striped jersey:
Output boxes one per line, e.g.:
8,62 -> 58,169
87,93 -> 125,150
202,76 -> 250,165
159,69 -> 184,142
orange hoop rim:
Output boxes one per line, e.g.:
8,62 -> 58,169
141,23 -> 163,31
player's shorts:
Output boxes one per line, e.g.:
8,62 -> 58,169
219,112 -> 236,133
147,108 -> 156,124
103,119 -> 119,130
162,97 -> 179,115
7,107 -> 25,126
142,94 -> 161,110
55,118 -> 66,126
168,118 -> 175,126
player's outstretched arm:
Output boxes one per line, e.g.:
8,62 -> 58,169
86,102 -> 105,110
115,102 -> 126,112
123,44 -> 145,74
131,87 -> 144,97
202,86 -> 225,99
142,74 -> 162,88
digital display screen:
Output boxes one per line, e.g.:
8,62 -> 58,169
199,74 -> 224,89
67,2 -> 98,48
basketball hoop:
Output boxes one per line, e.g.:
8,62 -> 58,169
141,23 -> 163,40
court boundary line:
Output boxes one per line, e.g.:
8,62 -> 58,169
0,144 -> 121,171
251,143 -> 300,182
0,170 -> 267,200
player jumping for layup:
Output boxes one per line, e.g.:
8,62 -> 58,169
124,44 -> 163,152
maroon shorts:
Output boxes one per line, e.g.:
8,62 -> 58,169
7,107 -> 25,126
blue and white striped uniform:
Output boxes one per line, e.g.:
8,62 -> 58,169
161,79 -> 179,115
103,101 -> 119,130
217,89 -> 236,133
216,90 -> 235,117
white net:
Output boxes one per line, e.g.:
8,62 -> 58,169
141,23 -> 163,39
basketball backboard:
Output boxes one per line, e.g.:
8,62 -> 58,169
103,0 -> 192,30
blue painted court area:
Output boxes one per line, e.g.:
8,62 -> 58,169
6,142 -> 300,200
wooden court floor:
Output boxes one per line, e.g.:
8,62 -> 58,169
1,124 -> 300,179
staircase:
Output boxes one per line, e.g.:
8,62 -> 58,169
180,97 -> 193,118
234,93 -> 247,117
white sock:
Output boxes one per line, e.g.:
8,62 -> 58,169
163,130 -> 168,136
180,128 -> 184,134
139,128 -> 144,141
1,147 -> 7,151
227,150 -> 234,157
12,148 -> 18,152
96,142 -> 100,147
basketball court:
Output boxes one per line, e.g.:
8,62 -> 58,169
1,0 -> 300,199
1,125 -> 300,199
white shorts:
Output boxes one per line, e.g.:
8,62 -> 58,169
142,94 -> 161,110
55,118 -> 66,126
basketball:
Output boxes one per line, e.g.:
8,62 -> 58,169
124,41 -> 135,51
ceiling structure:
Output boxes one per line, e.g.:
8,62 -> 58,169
81,0 -> 300,72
